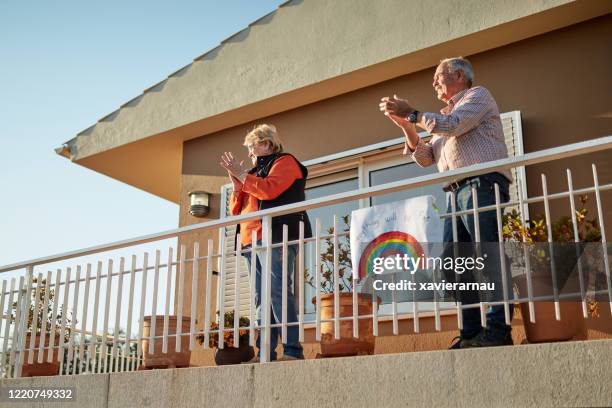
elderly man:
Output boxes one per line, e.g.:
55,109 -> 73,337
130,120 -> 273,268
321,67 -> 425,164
379,57 -> 513,349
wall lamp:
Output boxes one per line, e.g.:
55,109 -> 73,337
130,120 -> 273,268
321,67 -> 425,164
188,191 -> 212,217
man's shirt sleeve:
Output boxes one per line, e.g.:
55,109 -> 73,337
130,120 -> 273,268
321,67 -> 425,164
407,138 -> 435,167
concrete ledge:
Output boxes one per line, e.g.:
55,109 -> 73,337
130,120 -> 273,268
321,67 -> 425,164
2,340 -> 611,407
0,372 -> 109,408
253,340 -> 612,407
107,365 -> 254,408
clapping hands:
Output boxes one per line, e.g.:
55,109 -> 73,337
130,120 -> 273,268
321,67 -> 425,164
379,95 -> 414,129
220,151 -> 249,189
379,94 -> 414,117
220,151 -> 247,176
379,94 -> 421,153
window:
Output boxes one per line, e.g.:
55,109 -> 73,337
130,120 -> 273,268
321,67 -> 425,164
367,159 -> 446,208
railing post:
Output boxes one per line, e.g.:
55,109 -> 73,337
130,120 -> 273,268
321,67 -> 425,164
332,216 -> 341,339
495,183 -> 512,325
298,221 -> 306,342
28,273 -> 44,365
315,218 -> 322,341
450,192 -> 463,332
249,232 -> 257,347
234,236 -> 242,348
260,215 -> 272,363
471,187 -> 488,329
518,180 -> 535,323
567,169 -> 588,318
592,164 -> 612,315
1,279 -> 16,377
15,266 -> 34,378
176,246 -> 186,353
190,243 -> 199,351
217,233 -> 226,350
203,240 -> 213,349
541,174 -> 561,321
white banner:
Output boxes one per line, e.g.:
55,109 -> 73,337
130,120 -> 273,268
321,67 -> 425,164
350,195 -> 443,280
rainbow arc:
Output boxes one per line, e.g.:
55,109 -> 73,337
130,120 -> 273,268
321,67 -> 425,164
357,231 -> 423,279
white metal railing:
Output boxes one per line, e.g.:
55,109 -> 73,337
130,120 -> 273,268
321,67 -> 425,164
0,136 -> 610,376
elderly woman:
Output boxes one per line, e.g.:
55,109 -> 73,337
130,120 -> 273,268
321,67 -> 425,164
220,124 -> 311,362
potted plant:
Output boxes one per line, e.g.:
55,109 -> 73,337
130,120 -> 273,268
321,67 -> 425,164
306,215 -> 379,357
196,310 -> 254,365
502,195 -> 600,343
9,277 -> 70,377
141,315 -> 192,369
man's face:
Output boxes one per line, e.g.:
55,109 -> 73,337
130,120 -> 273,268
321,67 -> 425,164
432,63 -> 465,103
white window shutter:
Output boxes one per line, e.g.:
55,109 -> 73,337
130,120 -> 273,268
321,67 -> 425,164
500,111 -> 528,217
218,184 -> 252,318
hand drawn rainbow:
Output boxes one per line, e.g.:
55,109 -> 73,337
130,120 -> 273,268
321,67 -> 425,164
357,231 -> 424,279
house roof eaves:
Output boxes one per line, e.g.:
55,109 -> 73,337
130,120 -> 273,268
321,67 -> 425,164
56,0 -> 611,165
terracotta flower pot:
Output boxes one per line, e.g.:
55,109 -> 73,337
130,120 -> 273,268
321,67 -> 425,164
512,242 -> 589,343
20,333 -> 61,377
515,274 -> 587,343
214,340 -> 254,365
313,293 -> 379,357
141,316 -> 191,369
518,301 -> 587,343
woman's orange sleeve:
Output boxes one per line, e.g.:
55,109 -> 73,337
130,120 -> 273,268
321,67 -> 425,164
229,191 -> 245,216
242,156 -> 302,200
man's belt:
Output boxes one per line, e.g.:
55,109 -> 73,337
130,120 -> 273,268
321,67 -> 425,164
443,172 -> 505,193
443,178 -> 470,193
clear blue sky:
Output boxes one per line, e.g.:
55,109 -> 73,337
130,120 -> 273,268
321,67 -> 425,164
0,1 -> 286,267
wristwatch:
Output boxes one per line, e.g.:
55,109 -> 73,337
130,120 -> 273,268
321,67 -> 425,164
408,110 -> 420,124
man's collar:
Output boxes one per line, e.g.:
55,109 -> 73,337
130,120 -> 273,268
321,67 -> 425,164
447,87 -> 470,107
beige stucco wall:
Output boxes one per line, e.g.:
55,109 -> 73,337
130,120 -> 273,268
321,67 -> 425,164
58,0 -> 611,202
179,16 -> 612,366
65,0 -> 590,158
182,14 -> 612,219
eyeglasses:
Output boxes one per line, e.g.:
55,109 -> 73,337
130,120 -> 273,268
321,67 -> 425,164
433,71 -> 460,83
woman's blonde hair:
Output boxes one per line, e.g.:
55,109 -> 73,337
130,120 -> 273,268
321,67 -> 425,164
243,124 -> 283,153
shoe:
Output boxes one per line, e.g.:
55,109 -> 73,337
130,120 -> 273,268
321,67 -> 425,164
449,334 -> 479,350
449,336 -> 463,350
461,330 -> 513,348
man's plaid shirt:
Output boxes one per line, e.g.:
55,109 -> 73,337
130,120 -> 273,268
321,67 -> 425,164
409,86 -> 512,184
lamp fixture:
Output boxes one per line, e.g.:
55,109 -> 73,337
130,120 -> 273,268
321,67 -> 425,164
188,191 -> 211,217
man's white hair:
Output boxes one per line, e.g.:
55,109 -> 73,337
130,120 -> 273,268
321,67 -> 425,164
440,57 -> 474,87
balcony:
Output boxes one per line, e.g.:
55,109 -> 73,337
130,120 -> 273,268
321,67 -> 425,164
0,136 -> 611,406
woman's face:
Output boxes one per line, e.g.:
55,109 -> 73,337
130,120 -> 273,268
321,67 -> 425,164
247,140 -> 272,165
